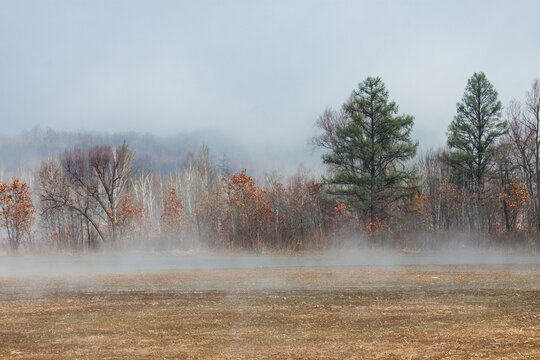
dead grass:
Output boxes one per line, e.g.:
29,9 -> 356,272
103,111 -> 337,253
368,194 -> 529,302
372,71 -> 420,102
0,265 -> 539,359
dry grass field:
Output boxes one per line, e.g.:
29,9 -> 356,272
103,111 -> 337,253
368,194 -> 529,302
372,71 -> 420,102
0,265 -> 539,359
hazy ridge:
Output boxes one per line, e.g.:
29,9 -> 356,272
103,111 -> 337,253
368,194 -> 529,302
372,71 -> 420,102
0,127 -> 322,179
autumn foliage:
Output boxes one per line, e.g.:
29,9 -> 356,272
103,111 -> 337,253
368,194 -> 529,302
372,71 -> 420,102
0,178 -> 35,251
221,170 -> 274,249
501,180 -> 530,231
2,125 -> 538,253
116,194 -> 146,242
161,185 -> 184,242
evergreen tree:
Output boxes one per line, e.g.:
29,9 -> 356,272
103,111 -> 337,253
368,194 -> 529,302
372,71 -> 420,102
321,77 -> 418,222
444,72 -> 506,231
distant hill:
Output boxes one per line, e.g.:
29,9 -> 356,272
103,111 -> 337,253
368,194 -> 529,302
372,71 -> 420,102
0,127 -> 323,180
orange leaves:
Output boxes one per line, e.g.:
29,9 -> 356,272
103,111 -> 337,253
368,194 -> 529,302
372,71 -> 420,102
225,171 -> 273,219
325,200 -> 357,240
193,169 -> 325,250
501,180 -> 530,211
409,191 -> 429,215
161,185 -> 183,235
116,193 -> 145,237
439,177 -> 464,212
500,180 -> 530,230
221,170 -> 275,248
363,216 -> 390,235
328,200 -> 352,227
0,178 -> 35,251
327,200 -> 390,238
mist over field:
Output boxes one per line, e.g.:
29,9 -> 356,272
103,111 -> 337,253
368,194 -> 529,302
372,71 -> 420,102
1,252 -> 538,359
1,250 -> 539,278
0,2 -> 539,358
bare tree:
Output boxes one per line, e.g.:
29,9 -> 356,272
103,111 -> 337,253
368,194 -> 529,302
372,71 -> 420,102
36,159 -> 100,249
36,143 -> 133,246
506,80 -> 540,232
311,107 -> 347,150
524,80 -> 540,231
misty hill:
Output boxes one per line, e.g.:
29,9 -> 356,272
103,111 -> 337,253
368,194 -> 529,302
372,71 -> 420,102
0,127 -> 322,179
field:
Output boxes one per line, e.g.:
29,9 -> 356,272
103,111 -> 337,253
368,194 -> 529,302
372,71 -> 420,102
0,260 -> 539,359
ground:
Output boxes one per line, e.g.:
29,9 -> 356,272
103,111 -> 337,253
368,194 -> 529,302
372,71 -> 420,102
0,265 -> 539,359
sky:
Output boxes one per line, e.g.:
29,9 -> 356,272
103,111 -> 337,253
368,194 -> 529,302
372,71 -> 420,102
0,0 -> 539,152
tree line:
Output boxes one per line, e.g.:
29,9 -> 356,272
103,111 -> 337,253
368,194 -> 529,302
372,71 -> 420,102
0,72 -> 538,252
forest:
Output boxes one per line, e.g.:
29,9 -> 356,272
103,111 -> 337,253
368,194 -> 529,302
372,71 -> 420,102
1,73 -> 539,253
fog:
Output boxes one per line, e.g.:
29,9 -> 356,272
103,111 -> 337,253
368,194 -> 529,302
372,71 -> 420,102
0,1 -> 539,283
0,3 -> 538,358
1,250 -> 538,278
1,1 -> 539,153
0,127 -> 322,179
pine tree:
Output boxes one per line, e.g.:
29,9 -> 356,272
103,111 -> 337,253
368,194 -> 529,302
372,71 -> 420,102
321,77 -> 418,223
445,72 -> 506,231
446,72 -> 505,183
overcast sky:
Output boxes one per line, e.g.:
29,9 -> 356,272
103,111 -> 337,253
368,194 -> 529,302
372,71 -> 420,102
1,0 -> 539,151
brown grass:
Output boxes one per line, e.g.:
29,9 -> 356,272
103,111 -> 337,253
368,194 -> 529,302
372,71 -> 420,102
0,265 -> 539,359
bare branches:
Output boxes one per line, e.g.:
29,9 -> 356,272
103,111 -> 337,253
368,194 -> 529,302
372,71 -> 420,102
311,107 -> 347,150
36,144 -> 133,248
